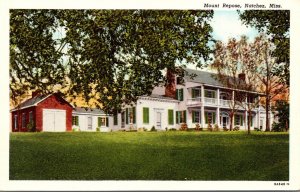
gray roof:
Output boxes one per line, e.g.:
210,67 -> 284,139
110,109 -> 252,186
16,95 -> 48,109
73,107 -> 106,114
184,68 -> 223,87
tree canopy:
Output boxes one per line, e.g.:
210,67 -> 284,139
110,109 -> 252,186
238,10 -> 290,86
10,9 -> 214,112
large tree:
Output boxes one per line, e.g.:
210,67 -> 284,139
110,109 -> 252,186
10,10 -> 67,106
60,10 -> 214,113
238,10 -> 290,86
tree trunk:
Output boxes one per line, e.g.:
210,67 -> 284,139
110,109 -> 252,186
229,112 -> 233,131
265,96 -> 270,131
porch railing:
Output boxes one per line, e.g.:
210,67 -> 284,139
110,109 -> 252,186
186,97 -> 202,106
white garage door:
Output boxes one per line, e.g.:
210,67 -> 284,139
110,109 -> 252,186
43,109 -> 66,132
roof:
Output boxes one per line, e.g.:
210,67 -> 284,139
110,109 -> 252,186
73,107 -> 106,115
11,93 -> 73,112
183,68 -> 223,87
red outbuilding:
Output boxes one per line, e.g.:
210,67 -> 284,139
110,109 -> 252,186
11,92 -> 73,132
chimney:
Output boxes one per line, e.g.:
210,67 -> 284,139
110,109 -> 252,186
32,90 -> 41,98
238,73 -> 246,81
165,68 -> 176,98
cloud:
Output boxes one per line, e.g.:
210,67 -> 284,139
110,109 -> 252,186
210,11 -> 259,42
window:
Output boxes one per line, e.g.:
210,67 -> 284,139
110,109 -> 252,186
14,115 -> 18,130
204,90 -> 216,98
98,117 -> 106,127
176,76 -> 184,85
21,113 -> 26,128
126,107 -> 136,124
205,111 -> 216,124
29,111 -> 33,123
192,111 -> 200,123
113,114 -> 118,125
143,107 -> 149,124
168,109 -> 174,125
72,116 -> 79,126
234,114 -> 243,126
176,110 -> 186,124
192,89 -> 201,98
106,117 -> 109,127
176,88 -> 184,101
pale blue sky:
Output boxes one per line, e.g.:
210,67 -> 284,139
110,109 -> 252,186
210,10 -> 259,42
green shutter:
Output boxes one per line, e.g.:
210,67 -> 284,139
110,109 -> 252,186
98,117 -> 101,127
183,110 -> 187,123
126,108 -> 129,124
143,107 -> 149,124
180,88 -> 184,101
241,115 -> 243,126
251,116 -> 253,127
168,109 -> 174,125
212,91 -> 215,98
176,89 -> 179,100
76,116 -> 79,126
113,114 -> 118,125
192,89 -> 195,98
176,111 -> 179,124
205,112 -> 208,124
212,112 -> 216,124
106,117 -> 109,127
133,107 -> 136,124
192,111 -> 195,123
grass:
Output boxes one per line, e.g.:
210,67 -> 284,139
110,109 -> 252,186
9,131 -> 289,180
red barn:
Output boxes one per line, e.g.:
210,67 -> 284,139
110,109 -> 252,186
11,92 -> 73,132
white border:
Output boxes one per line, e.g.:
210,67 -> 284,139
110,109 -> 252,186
1,0 -> 300,191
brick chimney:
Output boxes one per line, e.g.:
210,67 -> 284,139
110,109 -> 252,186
165,68 -> 176,98
238,73 -> 246,81
32,90 -> 41,98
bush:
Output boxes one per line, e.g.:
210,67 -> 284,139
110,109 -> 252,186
223,127 -> 229,131
233,126 -> 240,131
150,126 -> 156,132
180,123 -> 188,131
26,121 -> 35,132
195,123 -> 201,131
168,128 -> 177,131
254,127 -> 261,132
96,127 -> 100,132
213,124 -> 220,132
272,123 -> 285,132
207,124 -> 213,132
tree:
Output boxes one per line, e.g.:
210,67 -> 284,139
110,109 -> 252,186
212,38 -> 246,131
10,10 -> 67,106
60,10 -> 214,113
238,10 -> 290,86
272,100 -> 289,132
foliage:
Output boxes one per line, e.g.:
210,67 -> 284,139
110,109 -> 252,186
56,10 -> 214,113
150,126 -> 156,132
195,123 -> 201,131
26,121 -> 35,132
238,10 -> 290,86
10,132 -> 289,180
223,127 -> 229,132
10,10 -> 67,105
180,123 -> 188,131
207,124 -> 213,132
272,100 -> 289,132
233,126 -> 240,131
213,124 -> 220,132
96,127 -> 100,132
254,127 -> 261,132
168,128 -> 177,131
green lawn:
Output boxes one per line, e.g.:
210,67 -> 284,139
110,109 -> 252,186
9,131 -> 289,180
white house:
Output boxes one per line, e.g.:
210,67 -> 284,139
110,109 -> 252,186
72,107 -> 112,132
111,68 -> 274,131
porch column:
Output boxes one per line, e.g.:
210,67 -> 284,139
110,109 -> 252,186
201,85 -> 205,128
232,90 -> 235,129
217,88 -> 220,127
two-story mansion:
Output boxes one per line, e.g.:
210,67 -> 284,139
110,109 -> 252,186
115,68 -> 273,131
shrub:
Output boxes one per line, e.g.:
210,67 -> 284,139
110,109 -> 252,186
223,127 -> 229,131
150,126 -> 156,132
254,127 -> 261,132
26,121 -> 35,132
96,127 -> 100,132
207,124 -> 213,132
168,128 -> 177,131
272,123 -> 285,132
233,126 -> 240,131
195,123 -> 201,131
213,124 -> 220,132
180,123 -> 188,131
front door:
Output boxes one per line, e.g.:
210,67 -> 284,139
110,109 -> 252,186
87,116 -> 92,130
222,116 -> 227,128
156,112 -> 161,129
